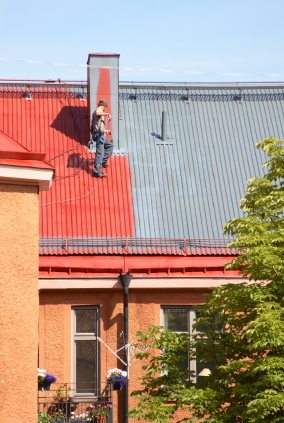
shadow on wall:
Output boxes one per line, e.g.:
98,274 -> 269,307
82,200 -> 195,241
101,299 -> 125,367
51,106 -> 89,145
67,153 -> 94,175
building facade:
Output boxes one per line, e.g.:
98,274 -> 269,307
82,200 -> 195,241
1,53 -> 284,422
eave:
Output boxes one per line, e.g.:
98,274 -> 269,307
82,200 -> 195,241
39,254 -> 240,278
0,163 -> 54,191
0,132 -> 54,191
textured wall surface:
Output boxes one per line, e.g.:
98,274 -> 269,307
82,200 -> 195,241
128,290 -> 207,407
39,288 -> 207,422
0,184 -> 39,423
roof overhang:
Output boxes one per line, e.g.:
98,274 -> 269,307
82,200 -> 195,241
38,277 -> 248,290
0,132 -> 55,191
39,255 -> 240,278
0,162 -> 54,191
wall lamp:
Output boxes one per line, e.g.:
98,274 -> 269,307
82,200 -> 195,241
198,368 -> 212,377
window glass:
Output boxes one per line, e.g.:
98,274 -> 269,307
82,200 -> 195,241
73,307 -> 99,395
176,350 -> 190,371
164,309 -> 189,332
194,307 -> 220,334
75,309 -> 97,333
196,341 -> 216,387
76,340 -> 97,393
194,308 -> 207,333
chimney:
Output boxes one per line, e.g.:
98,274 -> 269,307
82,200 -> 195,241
87,53 -> 120,148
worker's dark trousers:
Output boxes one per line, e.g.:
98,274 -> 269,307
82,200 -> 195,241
92,132 -> 113,174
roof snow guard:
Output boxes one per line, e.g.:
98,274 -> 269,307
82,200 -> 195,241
39,237 -> 237,256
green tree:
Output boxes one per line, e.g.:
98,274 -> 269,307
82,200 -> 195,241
130,138 -> 284,422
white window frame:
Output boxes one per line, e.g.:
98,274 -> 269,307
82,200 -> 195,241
71,306 -> 100,397
161,306 -> 204,383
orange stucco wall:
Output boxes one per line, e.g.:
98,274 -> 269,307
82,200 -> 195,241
39,287 -> 208,422
0,183 -> 39,423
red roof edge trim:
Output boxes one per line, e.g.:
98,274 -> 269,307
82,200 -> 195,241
0,151 -> 47,161
0,131 -> 49,163
39,255 -> 239,277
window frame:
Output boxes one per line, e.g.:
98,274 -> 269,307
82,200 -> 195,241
71,306 -> 100,397
161,305 -> 209,383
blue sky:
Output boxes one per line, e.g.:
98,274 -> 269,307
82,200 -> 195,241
1,0 -> 284,82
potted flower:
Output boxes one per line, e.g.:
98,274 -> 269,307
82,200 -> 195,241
107,368 -> 127,390
38,368 -> 57,391
53,385 -> 77,419
54,385 -> 72,401
88,403 -> 112,422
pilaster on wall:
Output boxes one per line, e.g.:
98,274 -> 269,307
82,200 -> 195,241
0,137 -> 54,422
0,184 -> 39,422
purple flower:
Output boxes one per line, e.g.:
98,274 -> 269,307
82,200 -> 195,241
44,374 -> 56,384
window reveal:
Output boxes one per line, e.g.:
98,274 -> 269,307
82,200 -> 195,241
72,307 -> 99,395
162,307 -> 216,385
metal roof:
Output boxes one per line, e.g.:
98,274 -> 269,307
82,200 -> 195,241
118,85 -> 283,241
0,81 -> 283,256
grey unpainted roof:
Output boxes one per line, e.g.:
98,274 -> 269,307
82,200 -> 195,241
118,84 -> 284,241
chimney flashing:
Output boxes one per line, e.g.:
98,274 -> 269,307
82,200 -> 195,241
87,53 -> 120,64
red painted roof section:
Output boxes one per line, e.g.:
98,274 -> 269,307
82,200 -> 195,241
0,130 -> 54,170
0,131 -> 29,153
0,83 -> 135,252
0,157 -> 54,170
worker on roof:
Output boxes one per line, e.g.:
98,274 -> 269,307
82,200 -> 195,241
90,99 -> 113,178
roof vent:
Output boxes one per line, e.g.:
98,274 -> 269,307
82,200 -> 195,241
155,110 -> 174,145
161,110 -> 168,141
23,92 -> 33,101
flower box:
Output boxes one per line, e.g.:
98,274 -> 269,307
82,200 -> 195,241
107,368 -> 127,390
37,368 -> 56,391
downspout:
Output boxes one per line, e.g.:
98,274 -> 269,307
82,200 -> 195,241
119,273 -> 132,423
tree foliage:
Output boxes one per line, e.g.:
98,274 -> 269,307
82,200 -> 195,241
225,137 -> 284,284
130,138 -> 284,422
130,326 -> 193,422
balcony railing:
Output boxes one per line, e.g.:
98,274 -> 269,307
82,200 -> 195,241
38,383 -> 112,423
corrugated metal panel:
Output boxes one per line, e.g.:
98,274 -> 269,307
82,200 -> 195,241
119,86 -> 284,241
1,82 -> 284,256
0,83 -> 135,256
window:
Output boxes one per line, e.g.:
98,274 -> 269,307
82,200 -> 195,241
72,307 -> 99,395
162,307 -> 215,385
